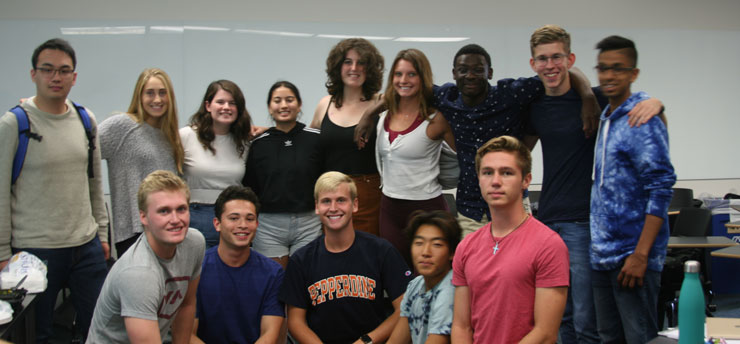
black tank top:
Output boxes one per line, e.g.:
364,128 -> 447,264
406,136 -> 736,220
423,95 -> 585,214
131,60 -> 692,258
319,111 -> 378,175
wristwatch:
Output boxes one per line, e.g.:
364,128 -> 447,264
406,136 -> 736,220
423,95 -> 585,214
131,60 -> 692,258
360,334 -> 373,344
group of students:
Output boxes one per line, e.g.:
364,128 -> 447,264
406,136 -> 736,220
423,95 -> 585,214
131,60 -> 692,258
0,22 -> 677,344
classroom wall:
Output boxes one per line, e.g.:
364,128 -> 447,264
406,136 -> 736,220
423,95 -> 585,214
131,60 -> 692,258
2,0 -> 738,196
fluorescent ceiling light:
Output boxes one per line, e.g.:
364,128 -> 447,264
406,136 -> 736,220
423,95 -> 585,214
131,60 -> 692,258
394,37 -> 469,42
317,34 -> 393,40
183,26 -> 230,32
235,29 -> 313,37
61,26 -> 145,35
150,26 -> 185,33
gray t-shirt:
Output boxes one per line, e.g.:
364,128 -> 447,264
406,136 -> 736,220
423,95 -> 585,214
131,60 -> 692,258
86,229 -> 204,343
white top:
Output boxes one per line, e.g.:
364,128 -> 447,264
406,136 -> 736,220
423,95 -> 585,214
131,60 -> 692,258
180,126 -> 248,204
375,111 -> 443,200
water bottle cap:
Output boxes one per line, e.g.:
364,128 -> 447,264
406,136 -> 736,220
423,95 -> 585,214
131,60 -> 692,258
684,260 -> 701,273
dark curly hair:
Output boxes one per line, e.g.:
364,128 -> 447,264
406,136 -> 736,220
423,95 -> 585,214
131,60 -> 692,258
188,80 -> 252,157
324,38 -> 384,108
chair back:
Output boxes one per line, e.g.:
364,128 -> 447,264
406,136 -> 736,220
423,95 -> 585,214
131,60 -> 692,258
673,207 -> 712,237
669,188 -> 694,213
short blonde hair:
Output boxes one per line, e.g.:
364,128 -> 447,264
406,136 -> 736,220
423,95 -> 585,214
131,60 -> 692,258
475,136 -> 532,176
137,170 -> 190,212
530,24 -> 571,56
314,171 -> 357,201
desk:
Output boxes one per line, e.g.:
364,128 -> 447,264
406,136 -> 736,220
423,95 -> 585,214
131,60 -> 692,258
668,236 -> 739,248
711,245 -> 740,259
0,293 -> 37,343
725,221 -> 740,234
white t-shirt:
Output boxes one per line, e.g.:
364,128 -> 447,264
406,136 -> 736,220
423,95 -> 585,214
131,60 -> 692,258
180,126 -> 248,204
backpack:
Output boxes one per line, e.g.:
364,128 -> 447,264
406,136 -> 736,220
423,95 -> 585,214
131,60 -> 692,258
9,102 -> 95,184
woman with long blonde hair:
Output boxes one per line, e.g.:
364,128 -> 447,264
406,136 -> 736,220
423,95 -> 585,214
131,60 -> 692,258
99,68 -> 184,256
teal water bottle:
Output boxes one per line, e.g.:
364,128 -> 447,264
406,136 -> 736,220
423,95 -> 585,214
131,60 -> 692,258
678,260 -> 705,343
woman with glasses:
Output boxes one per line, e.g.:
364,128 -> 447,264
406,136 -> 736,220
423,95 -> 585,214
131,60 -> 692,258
310,38 -> 384,236
375,49 -> 455,267
243,81 -> 322,268
99,68 -> 183,256
180,80 -> 253,248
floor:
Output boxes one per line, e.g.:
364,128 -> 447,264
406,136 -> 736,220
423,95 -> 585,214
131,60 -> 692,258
45,293 -> 740,343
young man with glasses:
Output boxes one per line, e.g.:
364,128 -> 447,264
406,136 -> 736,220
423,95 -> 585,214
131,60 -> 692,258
0,38 -> 110,342
589,35 -> 675,343
523,25 -> 665,343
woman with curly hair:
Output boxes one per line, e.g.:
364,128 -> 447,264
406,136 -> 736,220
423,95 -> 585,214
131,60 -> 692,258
310,38 -> 385,236
180,80 -> 253,248
99,68 -> 184,256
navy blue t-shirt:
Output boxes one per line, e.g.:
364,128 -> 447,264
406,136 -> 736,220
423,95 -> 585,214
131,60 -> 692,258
196,246 -> 285,343
525,87 -> 608,223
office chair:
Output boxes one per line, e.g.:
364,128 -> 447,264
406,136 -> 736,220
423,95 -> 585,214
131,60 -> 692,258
668,188 -> 694,214
660,207 -> 716,328
668,188 -> 695,233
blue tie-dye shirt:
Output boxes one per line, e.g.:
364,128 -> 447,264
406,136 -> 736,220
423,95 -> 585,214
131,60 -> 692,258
400,270 -> 454,343
590,91 -> 676,272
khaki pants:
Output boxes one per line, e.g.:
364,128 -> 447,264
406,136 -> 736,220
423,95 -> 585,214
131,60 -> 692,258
456,196 -> 531,238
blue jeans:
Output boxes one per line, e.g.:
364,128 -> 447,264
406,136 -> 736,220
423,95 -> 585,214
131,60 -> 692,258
548,221 -> 600,344
189,203 -> 218,249
14,236 -> 108,343
592,266 -> 661,344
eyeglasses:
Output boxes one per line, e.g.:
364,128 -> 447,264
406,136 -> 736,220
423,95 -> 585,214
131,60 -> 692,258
594,65 -> 635,74
454,66 -> 487,76
533,54 -> 566,66
35,66 -> 74,78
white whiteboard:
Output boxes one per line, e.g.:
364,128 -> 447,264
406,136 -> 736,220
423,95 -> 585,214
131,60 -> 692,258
1,20 -> 738,184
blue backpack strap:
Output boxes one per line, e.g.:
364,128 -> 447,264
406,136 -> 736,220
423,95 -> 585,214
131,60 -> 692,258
72,101 -> 95,179
10,106 -> 30,185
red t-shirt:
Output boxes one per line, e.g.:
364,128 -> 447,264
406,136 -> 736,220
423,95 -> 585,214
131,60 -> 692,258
452,216 -> 569,343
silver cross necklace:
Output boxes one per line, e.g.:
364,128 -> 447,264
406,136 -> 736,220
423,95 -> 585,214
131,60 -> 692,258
492,214 -> 529,255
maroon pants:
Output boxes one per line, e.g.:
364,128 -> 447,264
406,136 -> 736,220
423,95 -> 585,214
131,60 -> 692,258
379,193 -> 448,269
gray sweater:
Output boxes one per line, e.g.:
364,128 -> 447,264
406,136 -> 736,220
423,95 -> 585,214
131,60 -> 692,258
99,113 -> 176,243
0,97 -> 108,260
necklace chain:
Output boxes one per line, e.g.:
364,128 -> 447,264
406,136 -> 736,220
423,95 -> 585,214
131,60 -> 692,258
492,214 -> 529,255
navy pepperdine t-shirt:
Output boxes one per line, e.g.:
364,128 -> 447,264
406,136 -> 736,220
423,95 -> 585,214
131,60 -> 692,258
525,87 -> 608,224
279,231 -> 412,344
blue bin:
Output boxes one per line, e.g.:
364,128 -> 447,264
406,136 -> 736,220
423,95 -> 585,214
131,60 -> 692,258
710,214 -> 740,294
